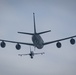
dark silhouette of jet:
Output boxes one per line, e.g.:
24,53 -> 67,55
0,13 -> 76,50
18,47 -> 45,59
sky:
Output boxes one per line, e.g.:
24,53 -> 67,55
0,0 -> 76,75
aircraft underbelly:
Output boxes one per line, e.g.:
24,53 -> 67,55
32,35 -> 44,49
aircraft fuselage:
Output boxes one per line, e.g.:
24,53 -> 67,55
32,34 -> 44,49
29,51 -> 34,58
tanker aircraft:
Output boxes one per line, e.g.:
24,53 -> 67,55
0,13 -> 76,50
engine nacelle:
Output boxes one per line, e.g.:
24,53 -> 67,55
56,42 -> 62,48
15,43 -> 21,50
70,38 -> 75,45
0,41 -> 6,48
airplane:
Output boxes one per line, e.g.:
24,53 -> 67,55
18,47 -> 45,59
0,13 -> 76,50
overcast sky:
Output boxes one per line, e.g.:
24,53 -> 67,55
0,0 -> 76,75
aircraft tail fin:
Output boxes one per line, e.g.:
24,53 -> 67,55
18,13 -> 51,35
33,13 -> 36,34
30,46 -> 31,52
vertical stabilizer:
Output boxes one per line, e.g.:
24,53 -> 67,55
30,46 -> 31,52
33,13 -> 36,34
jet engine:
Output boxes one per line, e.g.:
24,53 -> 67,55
0,41 -> 6,48
70,38 -> 75,45
15,43 -> 21,50
56,42 -> 62,48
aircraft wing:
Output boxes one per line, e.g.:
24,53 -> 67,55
34,52 -> 45,55
0,39 -> 34,46
43,35 -> 76,45
18,54 -> 29,56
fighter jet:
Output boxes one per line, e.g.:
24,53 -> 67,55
18,47 -> 45,59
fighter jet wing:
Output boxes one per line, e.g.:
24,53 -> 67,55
34,52 -> 45,55
0,39 -> 34,46
43,35 -> 76,45
18,54 -> 29,56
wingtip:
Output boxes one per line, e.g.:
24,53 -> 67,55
18,54 -> 22,56
18,32 -> 21,33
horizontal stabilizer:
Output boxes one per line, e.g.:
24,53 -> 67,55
37,30 -> 51,35
18,54 -> 29,56
18,32 -> 34,35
